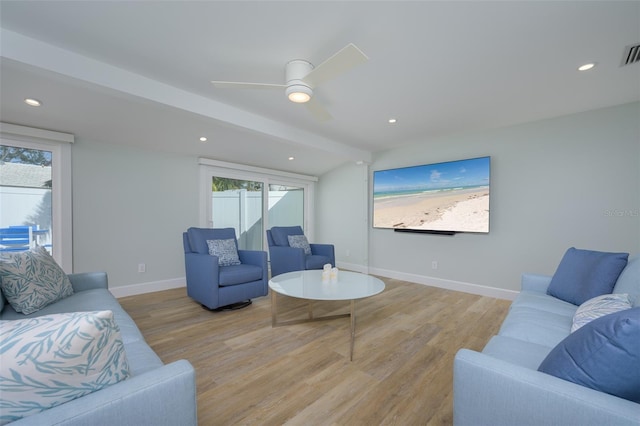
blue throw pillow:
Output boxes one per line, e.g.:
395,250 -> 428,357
288,234 -> 311,255
538,307 -> 640,403
547,247 -> 629,306
206,239 -> 241,266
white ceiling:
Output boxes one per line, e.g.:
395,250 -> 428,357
1,1 -> 639,176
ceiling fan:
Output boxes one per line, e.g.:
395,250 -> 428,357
210,43 -> 369,121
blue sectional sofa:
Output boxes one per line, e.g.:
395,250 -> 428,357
453,255 -> 639,426
0,272 -> 197,426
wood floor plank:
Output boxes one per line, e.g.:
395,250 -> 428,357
119,276 -> 510,425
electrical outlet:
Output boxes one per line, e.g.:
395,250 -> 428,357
138,263 -> 146,273
431,261 -> 438,270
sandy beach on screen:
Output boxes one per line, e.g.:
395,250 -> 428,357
374,187 -> 489,232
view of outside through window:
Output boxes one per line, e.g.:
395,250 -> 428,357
0,145 -> 53,253
210,177 -> 304,251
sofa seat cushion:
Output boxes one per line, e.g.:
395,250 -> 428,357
305,254 -> 331,270
499,306 -> 573,348
547,247 -> 629,306
0,289 -> 144,344
123,339 -> 164,376
510,291 -> 578,317
482,335 -> 552,370
0,310 -> 130,423
539,307 -> 640,403
218,264 -> 263,286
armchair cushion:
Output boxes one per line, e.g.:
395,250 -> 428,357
218,264 -> 264,286
547,247 -> 629,306
270,226 -> 304,247
538,307 -> 640,403
288,234 -> 311,255
206,239 -> 241,266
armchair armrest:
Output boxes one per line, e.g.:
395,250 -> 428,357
68,272 -> 108,292
521,273 -> 552,294
453,349 -> 640,426
238,249 -> 267,268
184,252 -> 220,308
310,243 -> 335,266
268,246 -> 306,276
13,360 -> 197,426
239,249 -> 268,282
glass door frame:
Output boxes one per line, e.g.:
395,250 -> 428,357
1,124 -> 73,272
198,158 -> 317,250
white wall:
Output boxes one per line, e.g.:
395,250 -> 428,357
72,140 -> 198,293
318,102 -> 640,297
316,161 -> 369,269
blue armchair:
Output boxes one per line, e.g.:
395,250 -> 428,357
183,227 -> 268,310
266,226 -> 335,277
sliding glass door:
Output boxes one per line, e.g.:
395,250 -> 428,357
210,177 -> 263,250
200,160 -> 316,252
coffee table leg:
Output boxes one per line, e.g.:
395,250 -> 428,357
271,290 -> 277,327
350,299 -> 356,361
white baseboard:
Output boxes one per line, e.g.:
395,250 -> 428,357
110,277 -> 186,299
335,261 -> 369,274
110,268 -> 519,301
338,263 -> 518,301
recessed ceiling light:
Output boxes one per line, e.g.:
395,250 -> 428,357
578,62 -> 596,71
24,98 -> 42,107
388,118 -> 397,124
199,136 -> 208,142
288,156 -> 295,161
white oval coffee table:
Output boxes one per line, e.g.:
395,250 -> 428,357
269,270 -> 385,361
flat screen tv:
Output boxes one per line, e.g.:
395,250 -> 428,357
372,156 -> 490,234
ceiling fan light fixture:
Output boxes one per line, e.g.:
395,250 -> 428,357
286,84 -> 312,103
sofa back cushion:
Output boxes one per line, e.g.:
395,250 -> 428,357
613,256 -> 639,306
0,310 -> 130,423
547,247 -> 629,306
538,307 -> 640,403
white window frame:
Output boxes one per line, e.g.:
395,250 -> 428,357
1,123 -> 73,272
198,158 -> 318,246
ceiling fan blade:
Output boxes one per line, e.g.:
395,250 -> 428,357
302,43 -> 369,87
210,81 -> 285,90
305,97 -> 332,121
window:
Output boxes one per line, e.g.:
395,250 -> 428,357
0,124 -> 73,272
199,158 -> 317,251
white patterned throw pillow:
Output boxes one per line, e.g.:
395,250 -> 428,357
206,239 -> 241,266
287,234 -> 311,255
0,310 -> 130,424
571,293 -> 632,332
0,246 -> 74,315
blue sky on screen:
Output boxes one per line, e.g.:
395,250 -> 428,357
374,157 -> 490,193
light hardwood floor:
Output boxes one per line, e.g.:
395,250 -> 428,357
119,276 -> 511,425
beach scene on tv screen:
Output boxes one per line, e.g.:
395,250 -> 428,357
373,157 -> 490,233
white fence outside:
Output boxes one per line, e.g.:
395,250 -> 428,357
212,189 -> 303,250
